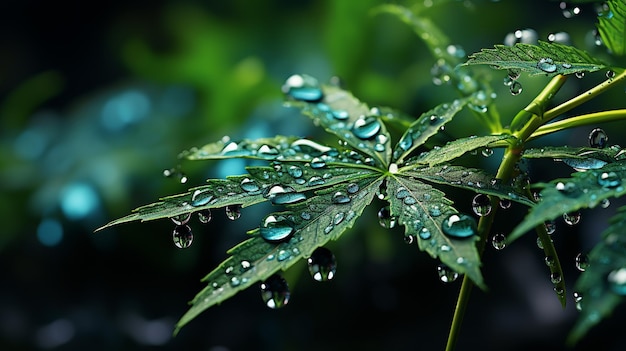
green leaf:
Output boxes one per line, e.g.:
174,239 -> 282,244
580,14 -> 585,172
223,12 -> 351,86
464,41 -> 607,76
285,81 -> 391,167
386,176 -> 485,289
174,174 -> 383,333
597,0 -> 626,56
408,134 -> 513,167
522,145 -> 625,171
392,99 -> 470,163
568,206 -> 626,345
407,164 -> 535,207
508,161 -> 626,242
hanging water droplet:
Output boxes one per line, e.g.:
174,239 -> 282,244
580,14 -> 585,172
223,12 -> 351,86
573,291 -> 583,311
589,128 -> 608,148
537,58 -> 557,73
575,253 -> 590,272
575,71 -> 585,79
550,272 -> 562,284
441,213 -> 478,239
282,74 -> 323,102
563,211 -> 581,226
307,247 -> 337,282
597,171 -> 621,189
240,178 -> 260,192
377,206 -> 396,229
499,199 -> 512,209
492,233 -> 506,250
260,274 -> 290,309
352,116 -> 381,140
173,225 -> 193,249
404,235 -> 415,244
332,191 -> 351,204
509,81 -> 523,95
171,213 -> 191,226
545,220 -> 557,234
601,198 -> 611,208
545,255 -> 555,267
437,264 -> 459,283
536,237 -> 544,249
225,205 -> 242,220
471,194 -> 492,217
197,209 -> 212,224
260,215 -> 295,243
481,148 -> 494,157
608,268 -> 626,295
191,189 -> 214,207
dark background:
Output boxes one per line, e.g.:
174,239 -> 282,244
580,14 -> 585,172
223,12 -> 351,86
2,0 -> 626,350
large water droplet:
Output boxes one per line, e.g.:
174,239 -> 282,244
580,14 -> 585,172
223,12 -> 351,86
260,215 -> 295,243
288,165 -> 304,178
173,225 -> 193,249
307,247 -> 337,282
471,194 -> 492,217
608,268 -> 626,295
282,74 -> 323,102
332,192 -> 351,204
346,183 -> 359,194
575,253 -> 590,272
310,157 -> 326,169
260,274 -> 290,309
198,209 -> 212,224
171,213 -> 191,226
352,116 -> 381,140
441,213 -> 478,239
191,189 -> 214,207
589,128 -> 608,148
225,205 -> 242,220
437,264 -> 459,283
240,178 -> 260,192
563,211 -> 581,226
492,233 -> 506,250
598,171 -> 621,189
377,206 -> 397,229
537,58 -> 557,73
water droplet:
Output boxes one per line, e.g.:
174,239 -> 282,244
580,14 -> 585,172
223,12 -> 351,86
545,255 -> 555,267
173,225 -> 193,249
240,178 -> 260,192
575,253 -> 590,272
171,213 -> 191,226
563,211 -> 581,226
509,81 -> 523,95
545,220 -> 557,234
492,233 -> 506,250
282,74 -> 323,102
346,183 -> 359,194
352,116 -> 381,140
606,70 -> 616,79
310,157 -> 326,169
404,235 -> 415,244
419,227 -> 431,240
307,247 -> 337,282
608,268 -> 626,295
308,176 -> 325,186
598,171 -> 621,189
573,291 -> 583,311
191,189 -> 214,207
377,206 -> 396,229
550,272 -> 562,284
198,209 -> 212,224
575,71 -> 585,79
332,109 -> 349,120
537,58 -> 557,73
429,205 -> 442,217
441,213 -> 478,239
601,198 -> 611,208
536,237 -> 544,249
225,205 -> 242,220
332,192 -> 351,204
437,264 -> 459,283
555,181 -> 581,198
471,194 -> 492,217
288,165 -> 303,178
499,199 -> 512,209
260,215 -> 295,243
260,274 -> 290,309
589,128 -> 608,148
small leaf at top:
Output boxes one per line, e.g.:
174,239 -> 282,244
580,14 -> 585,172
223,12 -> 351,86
597,0 -> 626,56
464,41 -> 607,76
408,134 -> 513,167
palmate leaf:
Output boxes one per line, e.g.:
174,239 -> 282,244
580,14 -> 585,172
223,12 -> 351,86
597,0 -> 626,56
568,206 -> 626,345
409,134 -> 513,167
386,176 -> 485,288
175,174 -> 383,333
509,161 -> 626,242
464,41 -> 607,76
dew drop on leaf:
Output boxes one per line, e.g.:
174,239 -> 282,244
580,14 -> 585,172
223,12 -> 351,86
606,70 -> 616,79
597,171 -> 621,189
575,253 -> 590,272
332,191 -> 351,204
307,247 -> 337,282
260,274 -> 290,309
240,178 -> 260,192
310,157 -> 326,169
563,211 -> 581,226
537,58 -> 557,73
352,116 -> 381,140
555,181 -> 581,198
260,214 -> 295,243
545,255 -> 555,267
377,206 -> 396,229
171,213 -> 191,226
282,74 -> 323,102
225,205 -> 241,220
346,183 -> 359,194
550,272 -> 562,284
588,128 -> 608,148
437,264 -> 459,283
197,209 -> 212,224
429,205 -> 442,217
536,237 -> 544,249
491,233 -> 506,250
441,213 -> 478,239
191,189 -> 213,207
288,165 -> 303,178
545,220 -> 557,234
607,268 -> 626,295
419,227 -> 432,240
173,225 -> 193,249
471,194 -> 492,217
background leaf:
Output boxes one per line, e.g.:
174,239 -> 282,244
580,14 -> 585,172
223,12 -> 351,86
464,41 -> 607,76
409,134 -> 513,167
597,0 -> 626,56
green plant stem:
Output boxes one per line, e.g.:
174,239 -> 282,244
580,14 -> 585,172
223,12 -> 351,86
528,109 -> 626,141
543,68 -> 626,122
